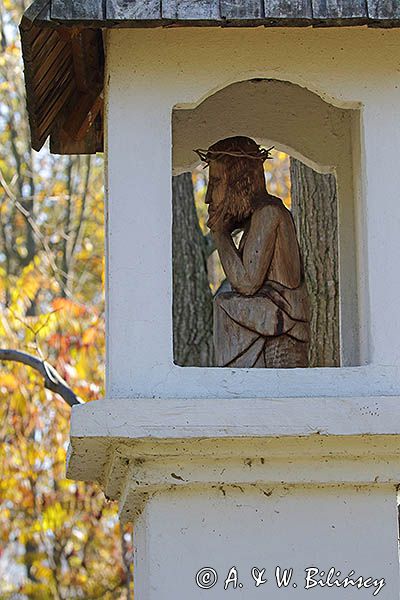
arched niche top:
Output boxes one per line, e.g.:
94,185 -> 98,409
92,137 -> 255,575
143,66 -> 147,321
172,78 -> 359,175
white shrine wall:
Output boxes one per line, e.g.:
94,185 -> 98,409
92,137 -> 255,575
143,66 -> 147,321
69,28 -> 400,597
133,485 -> 398,599
104,26 -> 400,401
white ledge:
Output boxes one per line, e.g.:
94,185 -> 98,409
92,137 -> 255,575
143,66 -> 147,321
68,397 -> 400,520
70,396 -> 400,439
67,396 -> 400,509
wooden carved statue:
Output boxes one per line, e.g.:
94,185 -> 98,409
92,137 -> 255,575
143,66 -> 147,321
196,136 -> 310,368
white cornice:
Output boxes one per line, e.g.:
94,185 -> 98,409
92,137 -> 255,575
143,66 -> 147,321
67,397 -> 400,521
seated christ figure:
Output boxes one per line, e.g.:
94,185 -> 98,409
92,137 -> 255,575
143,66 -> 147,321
196,136 -> 310,368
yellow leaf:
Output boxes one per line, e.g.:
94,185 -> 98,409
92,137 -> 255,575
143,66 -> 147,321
0,372 -> 19,391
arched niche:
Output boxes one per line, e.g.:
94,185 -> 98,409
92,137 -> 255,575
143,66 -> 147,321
172,79 -> 362,367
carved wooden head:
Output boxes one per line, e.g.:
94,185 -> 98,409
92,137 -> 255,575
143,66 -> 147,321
201,136 -> 269,231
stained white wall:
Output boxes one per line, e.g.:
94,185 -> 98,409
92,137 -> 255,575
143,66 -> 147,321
172,79 -> 353,174
105,27 -> 400,400
134,485 -> 399,599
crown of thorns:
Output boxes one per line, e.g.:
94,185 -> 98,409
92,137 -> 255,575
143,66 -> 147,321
194,145 -> 274,165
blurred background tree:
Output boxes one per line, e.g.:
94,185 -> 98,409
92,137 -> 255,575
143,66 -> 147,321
0,1 -> 133,598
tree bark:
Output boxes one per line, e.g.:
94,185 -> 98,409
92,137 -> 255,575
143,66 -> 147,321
172,173 -> 214,366
290,158 -> 340,367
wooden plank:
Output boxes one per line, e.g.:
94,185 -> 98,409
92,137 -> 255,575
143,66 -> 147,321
263,0 -> 312,19
107,0 -> 161,19
36,81 -> 75,147
70,29 -> 104,92
50,117 -> 103,154
367,0 -> 400,19
51,0 -> 104,20
61,92 -> 103,140
37,72 -> 75,137
34,44 -> 72,102
32,36 -> 68,83
162,0 -> 220,20
31,30 -> 61,64
220,0 -> 263,19
71,32 -> 91,92
20,19 -> 68,151
312,0 -> 367,19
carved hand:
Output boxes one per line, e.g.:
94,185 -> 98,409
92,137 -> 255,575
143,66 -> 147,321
212,205 -> 280,296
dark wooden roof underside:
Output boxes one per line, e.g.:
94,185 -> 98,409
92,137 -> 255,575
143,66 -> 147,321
20,0 -> 400,154
20,0 -> 104,154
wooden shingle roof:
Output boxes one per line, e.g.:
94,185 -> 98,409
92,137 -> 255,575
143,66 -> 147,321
28,0 -> 400,25
20,0 -> 400,155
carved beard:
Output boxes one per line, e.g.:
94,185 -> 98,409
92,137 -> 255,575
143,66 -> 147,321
209,197 -> 252,232
207,165 -> 262,232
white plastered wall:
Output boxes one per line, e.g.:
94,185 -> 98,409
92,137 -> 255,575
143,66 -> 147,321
105,27 -> 400,399
133,485 -> 399,599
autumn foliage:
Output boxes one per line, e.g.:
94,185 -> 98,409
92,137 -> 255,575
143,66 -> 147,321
0,1 -> 132,597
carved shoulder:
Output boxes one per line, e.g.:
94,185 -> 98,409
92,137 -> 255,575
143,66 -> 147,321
251,198 -> 287,229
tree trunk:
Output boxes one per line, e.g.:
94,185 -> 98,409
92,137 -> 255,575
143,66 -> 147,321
290,158 -> 340,367
172,173 -> 214,366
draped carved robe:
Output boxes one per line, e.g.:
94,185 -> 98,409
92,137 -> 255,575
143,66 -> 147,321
213,196 -> 310,368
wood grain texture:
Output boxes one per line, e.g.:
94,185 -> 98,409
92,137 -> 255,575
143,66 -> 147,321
22,0 -> 400,24
51,0 -> 104,20
62,92 -> 103,140
263,0 -> 312,19
207,137 -> 310,369
162,0 -> 220,20
367,0 -> 400,19
291,159 -> 340,368
220,0 -> 263,19
50,115 -> 103,153
20,25 -> 72,150
312,0 -> 367,19
20,16 -> 104,153
172,174 -> 214,367
107,0 -> 161,19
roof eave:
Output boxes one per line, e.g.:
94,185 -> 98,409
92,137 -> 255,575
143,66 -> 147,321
19,0 -> 400,155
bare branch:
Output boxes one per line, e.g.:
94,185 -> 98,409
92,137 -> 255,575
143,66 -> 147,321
0,349 -> 83,407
